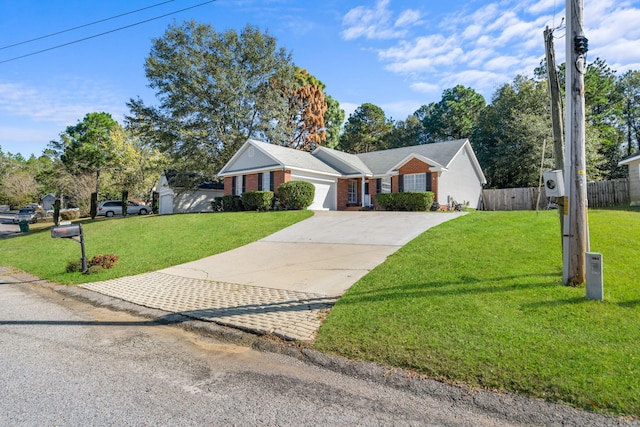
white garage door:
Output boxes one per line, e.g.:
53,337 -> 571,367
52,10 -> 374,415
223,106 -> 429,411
290,173 -> 337,211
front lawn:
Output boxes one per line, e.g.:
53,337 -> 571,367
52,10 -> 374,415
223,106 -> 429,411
0,211 -> 312,284
314,209 -> 640,416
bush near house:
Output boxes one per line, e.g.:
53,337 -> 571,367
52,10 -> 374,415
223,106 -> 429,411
277,181 -> 315,210
376,192 -> 435,211
242,191 -> 274,211
212,195 -> 243,212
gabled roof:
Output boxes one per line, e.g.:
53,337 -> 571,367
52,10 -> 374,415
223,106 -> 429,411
312,146 -> 372,176
356,139 -> 466,174
218,139 -> 342,177
218,138 -> 486,184
619,151 -> 640,166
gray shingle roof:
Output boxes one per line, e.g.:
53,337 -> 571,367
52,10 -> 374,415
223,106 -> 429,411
220,138 -> 474,178
356,139 -> 468,175
247,139 -> 341,175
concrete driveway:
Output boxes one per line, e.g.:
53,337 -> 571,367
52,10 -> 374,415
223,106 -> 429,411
161,211 -> 465,296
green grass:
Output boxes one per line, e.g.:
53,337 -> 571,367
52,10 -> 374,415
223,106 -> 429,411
0,211 -> 312,284
314,209 -> 640,416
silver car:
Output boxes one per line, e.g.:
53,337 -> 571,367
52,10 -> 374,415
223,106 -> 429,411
96,200 -> 151,217
13,208 -> 38,224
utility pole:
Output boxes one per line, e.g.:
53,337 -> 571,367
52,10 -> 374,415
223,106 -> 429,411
544,26 -> 565,240
564,0 -> 588,285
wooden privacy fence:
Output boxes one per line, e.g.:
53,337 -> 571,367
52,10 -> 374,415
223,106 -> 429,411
481,179 -> 629,211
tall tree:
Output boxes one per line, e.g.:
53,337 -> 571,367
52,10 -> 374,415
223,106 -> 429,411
338,103 -> 392,154
473,76 -> 553,188
126,22 -> 296,177
324,95 -> 345,149
47,112 -> 120,197
416,85 -> 485,143
617,70 -> 640,157
286,68 -> 327,150
383,115 -> 425,148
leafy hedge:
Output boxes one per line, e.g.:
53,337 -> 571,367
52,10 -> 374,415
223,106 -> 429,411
241,191 -> 274,211
375,192 -> 435,211
212,195 -> 243,212
277,181 -> 315,210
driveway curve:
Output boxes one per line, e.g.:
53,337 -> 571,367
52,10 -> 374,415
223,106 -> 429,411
161,211 -> 465,296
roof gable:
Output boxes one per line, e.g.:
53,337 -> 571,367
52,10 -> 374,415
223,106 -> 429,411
619,151 -> 640,166
218,139 -> 341,177
355,139 -> 469,175
218,138 -> 485,183
312,146 -> 372,176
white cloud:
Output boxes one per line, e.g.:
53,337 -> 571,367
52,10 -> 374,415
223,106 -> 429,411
341,0 -> 422,40
410,82 -> 440,94
527,0 -> 560,15
395,9 -> 422,27
0,79 -> 126,127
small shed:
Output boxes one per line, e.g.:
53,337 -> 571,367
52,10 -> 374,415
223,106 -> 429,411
154,172 -> 224,214
619,152 -> 640,205
41,193 -> 57,211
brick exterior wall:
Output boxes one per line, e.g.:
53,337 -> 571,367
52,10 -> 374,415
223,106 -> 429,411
397,158 -> 438,201
224,176 -> 233,196
398,158 -> 430,175
246,174 -> 259,192
337,179 -> 350,210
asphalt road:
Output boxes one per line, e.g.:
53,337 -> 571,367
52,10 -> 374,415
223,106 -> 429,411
0,212 -> 18,237
1,279 -> 632,426
1,281 -> 523,427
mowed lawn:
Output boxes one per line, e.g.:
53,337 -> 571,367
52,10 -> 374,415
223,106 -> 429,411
0,210 -> 312,284
314,208 -> 640,416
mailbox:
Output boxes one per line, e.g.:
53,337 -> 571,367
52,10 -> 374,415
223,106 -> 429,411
543,170 -> 565,197
51,224 -> 82,238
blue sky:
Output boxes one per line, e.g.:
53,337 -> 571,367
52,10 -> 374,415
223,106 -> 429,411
1,0 -> 640,158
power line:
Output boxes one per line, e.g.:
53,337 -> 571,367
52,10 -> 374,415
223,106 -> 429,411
0,0 -> 176,51
0,0 -> 216,65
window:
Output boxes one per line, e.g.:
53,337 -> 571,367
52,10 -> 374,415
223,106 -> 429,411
234,176 -> 243,196
262,172 -> 271,191
403,173 -> 428,192
348,180 -> 358,204
381,177 -> 391,193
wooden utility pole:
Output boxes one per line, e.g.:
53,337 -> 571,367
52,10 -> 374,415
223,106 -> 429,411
544,26 -> 565,240
564,0 -> 588,285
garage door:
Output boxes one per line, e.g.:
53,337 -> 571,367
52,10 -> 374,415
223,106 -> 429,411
290,174 -> 336,211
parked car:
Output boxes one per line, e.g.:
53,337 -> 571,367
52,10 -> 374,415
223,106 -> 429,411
97,200 -> 151,217
13,208 -> 38,224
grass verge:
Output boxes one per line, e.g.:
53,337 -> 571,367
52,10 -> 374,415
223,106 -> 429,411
0,210 -> 312,284
314,209 -> 640,416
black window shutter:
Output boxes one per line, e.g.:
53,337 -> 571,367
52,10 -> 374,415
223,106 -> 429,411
258,173 -> 263,191
270,171 -> 275,191
398,174 -> 404,192
241,175 -> 246,193
425,173 -> 431,191
376,178 -> 381,193
232,176 -> 237,195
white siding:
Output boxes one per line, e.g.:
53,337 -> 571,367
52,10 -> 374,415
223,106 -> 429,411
437,145 -> 484,209
290,172 -> 337,210
173,189 -> 224,213
231,145 -> 279,172
630,162 -> 640,205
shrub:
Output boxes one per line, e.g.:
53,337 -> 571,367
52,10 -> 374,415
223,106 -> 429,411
66,260 -> 83,273
241,191 -> 274,211
87,265 -> 103,275
212,195 -> 243,212
277,181 -> 315,210
89,254 -> 119,269
376,192 -> 435,211
60,210 -> 80,220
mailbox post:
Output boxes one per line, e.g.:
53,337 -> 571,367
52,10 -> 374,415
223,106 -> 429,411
51,223 -> 87,273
